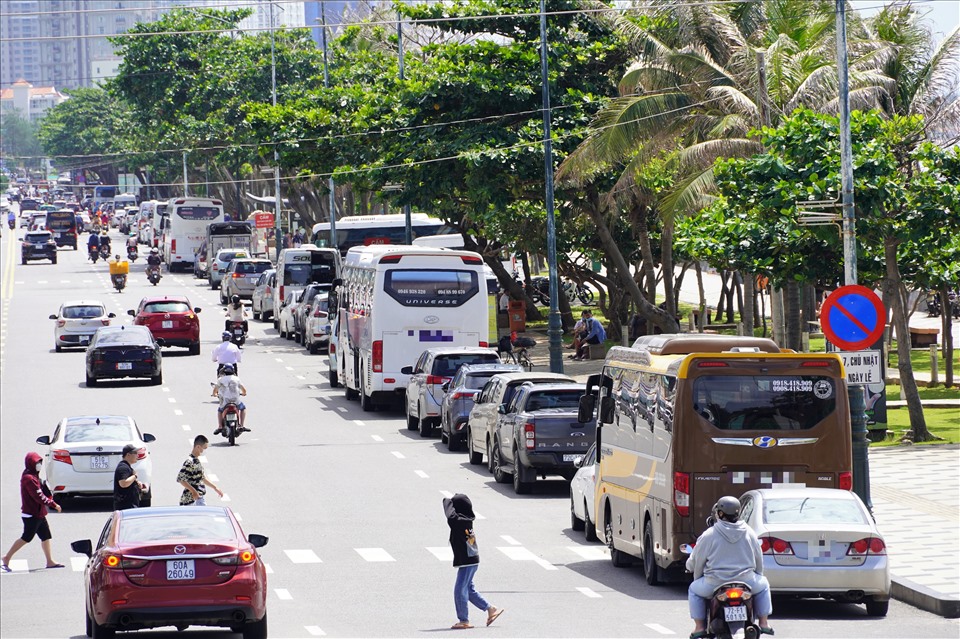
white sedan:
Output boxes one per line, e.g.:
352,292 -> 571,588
49,300 -> 116,351
278,290 -> 303,340
739,487 -> 891,617
35,416 -> 156,507
303,292 -> 330,354
569,441 -> 598,542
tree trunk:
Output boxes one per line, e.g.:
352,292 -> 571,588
715,270 -> 728,323
941,283 -> 954,387
695,262 -> 706,332
661,221 -> 676,318
785,280 -> 802,351
724,271 -> 736,324
635,205 -> 658,333
674,262 -> 689,311
884,237 -> 932,441
742,271 -> 755,337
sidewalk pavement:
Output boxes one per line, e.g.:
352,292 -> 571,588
520,330 -> 960,618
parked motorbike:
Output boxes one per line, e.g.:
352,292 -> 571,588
526,276 -> 595,306
926,291 -> 941,317
228,320 -> 247,348
146,265 -> 162,286
126,245 -> 138,262
220,402 -> 243,446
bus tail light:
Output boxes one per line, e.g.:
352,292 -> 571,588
524,423 -> 536,450
801,360 -> 831,367
673,472 -> 690,517
171,239 -> 176,254
460,255 -> 482,264
760,536 -> 794,555
279,286 -> 284,304
697,361 -> 728,368
380,254 -> 404,264
838,471 -> 853,491
372,340 -> 383,373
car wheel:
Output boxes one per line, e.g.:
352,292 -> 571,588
467,429 -> 483,465
219,289 -> 226,305
512,453 -> 532,494
90,611 -> 114,639
584,503 -> 599,542
151,371 -> 163,386
51,256 -> 57,264
242,613 -> 268,639
329,368 -> 340,388
406,409 -> 419,431
606,511 -> 631,568
418,409 -> 433,438
446,428 -> 460,452
85,373 -> 97,387
866,598 -> 889,617
486,439 -> 495,474
344,383 -> 359,401
294,330 -> 301,344
189,342 -> 200,356
491,442 -> 509,484
571,499 -> 585,531
643,520 -> 661,585
309,341 -> 319,355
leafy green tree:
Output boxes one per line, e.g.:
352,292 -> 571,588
0,110 -> 43,171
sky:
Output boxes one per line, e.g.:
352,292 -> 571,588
852,0 -> 960,42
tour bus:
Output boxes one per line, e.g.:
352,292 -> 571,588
162,197 -> 224,271
137,200 -> 157,244
93,185 -> 116,209
333,245 -> 490,410
272,244 -> 341,324
578,333 -> 852,584
311,213 -> 454,256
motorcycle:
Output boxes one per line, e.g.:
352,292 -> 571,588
89,247 -> 100,264
926,291 -> 941,317
227,320 -> 247,348
220,402 -> 243,446
126,245 -> 138,262
98,244 -> 111,261
526,276 -> 594,306
680,544 -> 761,639
146,264 -> 162,286
111,274 -> 127,293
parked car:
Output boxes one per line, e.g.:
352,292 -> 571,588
251,268 -> 276,321
35,415 -> 155,507
50,300 -> 115,351
403,347 -> 500,438
71,506 -> 269,638
21,230 -> 58,264
466,372 -> 574,469
127,295 -> 201,355
208,248 -> 248,290
569,441 -> 599,541
220,258 -> 273,303
739,487 -> 891,617
277,290 -> 303,340
85,325 -> 163,386
292,283 -> 330,343
193,240 -> 209,279
488,382 -> 596,494
439,363 -> 521,451
302,292 -> 331,354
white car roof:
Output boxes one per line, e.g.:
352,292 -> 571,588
746,487 -> 861,501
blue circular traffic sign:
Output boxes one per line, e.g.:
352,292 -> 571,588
820,285 -> 886,351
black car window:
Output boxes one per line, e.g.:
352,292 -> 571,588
431,354 -> 499,377
237,261 -> 270,275
25,232 -> 52,242
96,517 -> 114,550
62,305 -> 105,319
143,301 -> 191,314
466,372 -> 498,390
94,329 -> 152,346
64,423 -> 134,443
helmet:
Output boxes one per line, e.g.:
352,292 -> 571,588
222,364 -> 235,375
221,331 -> 232,341
714,496 -> 741,521
150,247 -> 158,254
231,295 -> 240,305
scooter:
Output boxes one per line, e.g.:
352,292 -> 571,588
127,245 -> 138,262
99,243 -> 111,261
146,264 -> 162,286
111,274 -> 127,293
219,402 -> 244,446
89,247 -> 100,264
227,320 -> 247,348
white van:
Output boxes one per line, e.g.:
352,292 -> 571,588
272,244 -> 341,327
113,193 -> 137,210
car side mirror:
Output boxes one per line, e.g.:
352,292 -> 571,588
155,338 -> 165,347
49,314 -> 57,320
142,433 -> 156,443
71,539 -> 92,557
36,435 -> 51,445
193,307 -> 201,313
441,381 -> 450,392
126,310 -> 135,316
400,366 -> 413,375
497,405 -> 507,414
107,313 -> 116,319
248,533 -> 269,548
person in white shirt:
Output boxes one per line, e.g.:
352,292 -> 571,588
224,295 -> 248,333
212,365 -> 248,434
211,331 -> 242,382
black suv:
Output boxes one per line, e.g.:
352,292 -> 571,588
21,231 -> 58,265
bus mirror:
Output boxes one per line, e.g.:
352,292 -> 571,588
332,278 -> 342,288
599,396 -> 615,424
577,395 -> 596,423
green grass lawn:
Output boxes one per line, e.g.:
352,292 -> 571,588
872,406 -> 960,447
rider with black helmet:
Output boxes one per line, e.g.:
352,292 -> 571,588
224,294 -> 248,334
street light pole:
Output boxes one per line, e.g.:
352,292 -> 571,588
269,0 -> 282,262
320,4 -> 337,249
398,11 -> 412,245
540,0 -> 563,373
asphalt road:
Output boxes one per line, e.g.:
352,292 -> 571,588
1,226 -> 958,639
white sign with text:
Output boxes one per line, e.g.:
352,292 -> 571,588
836,350 -> 883,385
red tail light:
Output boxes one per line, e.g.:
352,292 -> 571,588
460,255 -> 482,264
120,557 -> 148,569
57,320 -> 66,328
847,537 -> 886,556
330,343 -> 336,354
697,361 -> 728,368
52,449 -> 72,465
479,341 -> 488,347
213,550 -> 256,566
673,471 -> 690,517
760,536 -> 794,555
425,375 -> 446,385
372,340 -> 383,373
232,273 -> 241,278
380,254 -> 404,263
101,319 -> 110,325
313,309 -> 327,318
524,422 -> 536,450
171,239 -> 176,253
839,471 -> 853,491
450,391 -> 478,400
279,286 -> 284,303
801,360 -> 831,367
136,447 -> 147,461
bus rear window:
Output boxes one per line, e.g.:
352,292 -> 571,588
383,270 -> 479,307
692,375 -> 837,431
176,206 -> 220,220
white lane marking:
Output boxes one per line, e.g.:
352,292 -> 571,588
353,420 -> 365,426
168,397 -> 177,403
83,280 -> 92,283
220,493 -> 231,502
181,424 -> 191,431
304,626 -> 326,636
296,375 -> 305,380
6,559 -> 28,572
427,547 -> 453,561
576,586 -> 602,599
497,546 -> 557,570
337,406 -> 347,413
60,280 -> 70,283
161,387 -> 170,393
284,549 -> 322,564
501,535 -> 521,546
440,490 -> 454,498
174,409 -> 183,416
644,623 -> 676,635
567,546 -> 609,560
275,588 -> 293,600
71,556 -> 87,572
207,474 -> 219,482
275,358 -> 283,363
371,435 -> 383,442
355,548 -> 396,562
263,562 -> 273,574
37,280 -> 47,284
414,470 -> 429,479
285,366 -> 293,371
391,451 -> 405,459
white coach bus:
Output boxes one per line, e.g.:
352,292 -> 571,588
333,245 -> 490,410
162,197 -> 224,271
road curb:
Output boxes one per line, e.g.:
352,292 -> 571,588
892,576 -> 960,618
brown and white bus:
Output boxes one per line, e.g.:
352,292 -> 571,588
578,334 -> 852,584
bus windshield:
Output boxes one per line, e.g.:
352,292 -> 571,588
691,375 -> 837,431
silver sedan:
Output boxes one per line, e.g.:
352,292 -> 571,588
739,487 -> 891,617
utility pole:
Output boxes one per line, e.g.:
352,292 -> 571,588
270,1 -> 282,262
540,0 -> 563,373
182,151 -> 188,196
756,51 -> 784,345
836,0 -> 871,509
398,11 -> 412,245
321,4 -> 337,249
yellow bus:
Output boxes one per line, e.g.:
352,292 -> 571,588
578,334 -> 852,584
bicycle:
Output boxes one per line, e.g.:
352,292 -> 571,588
498,336 -> 535,372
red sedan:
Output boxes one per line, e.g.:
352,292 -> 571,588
127,295 -> 202,355
72,506 -> 268,638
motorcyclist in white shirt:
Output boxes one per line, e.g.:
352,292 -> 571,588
224,295 -> 248,333
213,364 -> 248,434
211,330 -> 242,380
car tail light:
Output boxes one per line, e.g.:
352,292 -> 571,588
171,239 -> 176,253
279,286 -> 284,303
524,422 -> 536,450
136,447 -> 147,461
329,342 -> 336,354
101,319 -> 110,326
57,320 -> 66,327
232,273 -> 241,278
380,254 -> 404,263
450,391 -> 477,400
213,263 -> 219,271
212,550 -> 257,566
697,361 -> 728,368
760,536 -> 794,555
120,557 -> 148,569
479,341 -> 488,347
52,449 -> 72,465
847,537 -> 886,556
105,554 -> 121,568
460,255 -> 482,264
839,471 -> 853,491
673,472 -> 690,517
425,375 -> 449,386
371,340 -> 383,373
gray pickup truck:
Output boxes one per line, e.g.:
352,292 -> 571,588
490,382 -> 596,494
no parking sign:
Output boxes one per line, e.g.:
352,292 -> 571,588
820,285 -> 886,352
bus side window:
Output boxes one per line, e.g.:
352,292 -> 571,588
657,375 -> 676,433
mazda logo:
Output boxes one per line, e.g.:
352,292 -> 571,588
424,315 -> 439,324
174,545 -> 186,555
